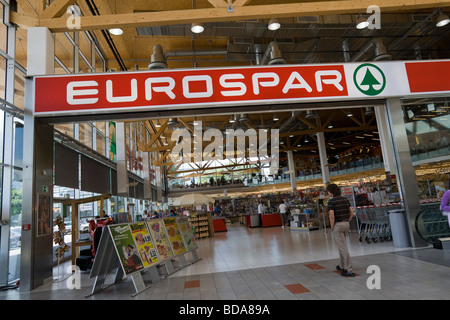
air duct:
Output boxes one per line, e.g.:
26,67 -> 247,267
364,107 -> 375,116
239,114 -> 250,123
305,110 -> 319,119
148,44 -> 168,69
167,118 -> 179,130
261,41 -> 286,65
373,39 -> 392,61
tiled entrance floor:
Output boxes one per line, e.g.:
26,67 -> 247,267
1,224 -> 449,300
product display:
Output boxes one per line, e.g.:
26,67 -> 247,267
189,213 -> 211,238
163,217 -> 187,256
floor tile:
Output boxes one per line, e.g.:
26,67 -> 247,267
184,280 -> 200,288
304,263 -> 325,270
284,283 -> 310,294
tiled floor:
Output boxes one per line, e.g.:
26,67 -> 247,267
2,224 -> 450,300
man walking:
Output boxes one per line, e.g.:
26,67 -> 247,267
326,184 -> 355,277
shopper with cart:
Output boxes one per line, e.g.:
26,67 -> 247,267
326,183 -> 355,277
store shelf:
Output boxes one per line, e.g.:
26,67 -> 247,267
290,205 -> 320,231
188,213 -> 212,239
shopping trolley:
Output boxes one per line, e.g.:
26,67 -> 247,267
355,206 -> 377,243
356,203 -> 397,243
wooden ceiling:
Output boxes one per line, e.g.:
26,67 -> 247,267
11,0 -> 450,72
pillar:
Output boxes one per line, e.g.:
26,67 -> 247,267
384,98 -> 427,248
317,132 -> 330,184
116,122 -> 128,196
287,150 -> 297,191
375,105 -> 396,176
21,27 -> 55,292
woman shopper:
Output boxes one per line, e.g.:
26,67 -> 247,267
326,183 -> 355,277
440,188 -> 450,227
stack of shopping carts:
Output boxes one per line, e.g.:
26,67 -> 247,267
355,203 -> 401,244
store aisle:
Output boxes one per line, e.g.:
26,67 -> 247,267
1,223 -> 449,300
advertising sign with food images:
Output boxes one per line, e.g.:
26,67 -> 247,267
109,224 -> 144,276
146,219 -> 174,261
177,216 -> 198,251
163,217 -> 187,256
129,222 -> 159,267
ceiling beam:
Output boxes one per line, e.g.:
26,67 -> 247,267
39,0 -> 77,19
37,0 -> 450,32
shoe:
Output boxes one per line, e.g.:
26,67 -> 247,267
336,265 -> 344,272
341,271 -> 355,277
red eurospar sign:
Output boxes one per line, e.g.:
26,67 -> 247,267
33,60 -> 450,116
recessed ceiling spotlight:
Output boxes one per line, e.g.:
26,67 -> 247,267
268,18 -> 281,31
191,23 -> 204,33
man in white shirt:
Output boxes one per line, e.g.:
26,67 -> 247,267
279,200 -> 288,228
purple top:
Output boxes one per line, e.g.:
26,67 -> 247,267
441,190 -> 450,212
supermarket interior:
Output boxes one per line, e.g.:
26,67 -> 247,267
1,0 -> 450,303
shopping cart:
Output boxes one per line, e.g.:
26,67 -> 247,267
356,203 -> 398,243
355,206 -> 377,243
372,204 -> 399,243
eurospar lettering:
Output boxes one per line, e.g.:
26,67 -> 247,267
65,70 -> 344,105
34,65 -> 348,114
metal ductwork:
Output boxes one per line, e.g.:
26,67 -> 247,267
364,106 -> 375,116
373,39 -> 392,61
305,110 -> 319,119
239,113 -> 250,123
167,118 -> 179,130
351,38 -> 391,62
148,44 -> 168,69
261,41 -> 286,65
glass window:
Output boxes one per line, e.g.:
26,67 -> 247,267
79,32 -> 92,67
96,121 -> 105,134
0,5 -> 7,53
15,29 -> 27,70
55,33 -> 74,73
0,56 -> 5,99
14,68 -> 25,110
95,49 -> 105,73
55,123 -> 74,138
79,123 -> 93,148
9,168 -> 23,282
79,53 -> 92,74
96,130 -> 105,157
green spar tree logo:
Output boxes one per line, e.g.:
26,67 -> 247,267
353,63 -> 386,96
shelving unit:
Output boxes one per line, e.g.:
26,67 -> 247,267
188,213 -> 211,239
290,204 -> 320,232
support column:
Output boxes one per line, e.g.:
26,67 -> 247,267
116,122 -> 128,196
384,98 -> 427,248
317,132 -> 330,185
287,150 -> 297,191
375,105 -> 396,176
22,27 -> 55,292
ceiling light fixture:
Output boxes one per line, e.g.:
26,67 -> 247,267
268,18 -> 281,31
155,120 -> 161,128
273,113 -> 279,121
109,28 -> 124,35
356,15 -> 369,29
436,10 -> 450,27
191,23 -> 204,33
